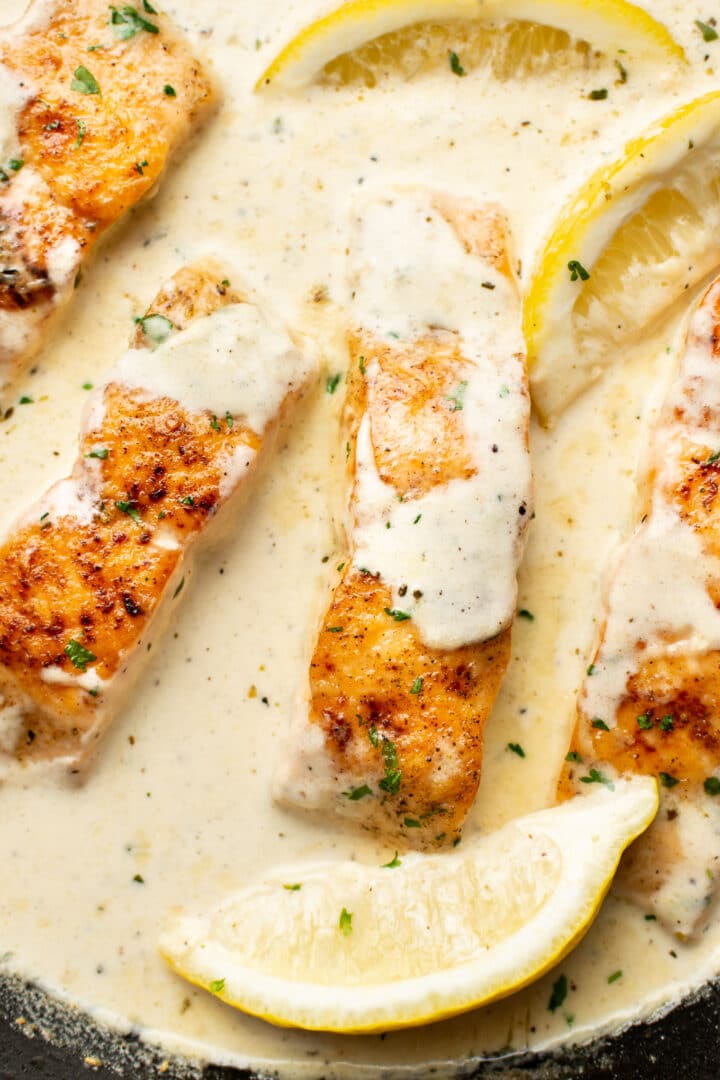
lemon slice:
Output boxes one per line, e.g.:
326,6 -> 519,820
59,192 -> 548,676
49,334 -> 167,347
160,777 -> 657,1033
256,0 -> 684,91
525,90 -> 720,424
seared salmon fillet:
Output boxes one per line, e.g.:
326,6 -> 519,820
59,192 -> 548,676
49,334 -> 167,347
561,277 -> 720,935
275,191 -> 532,848
0,264 -> 312,774
0,0 -> 213,390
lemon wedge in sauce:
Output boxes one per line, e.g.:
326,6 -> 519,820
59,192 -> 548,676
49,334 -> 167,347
526,90 -> 720,424
160,777 -> 658,1033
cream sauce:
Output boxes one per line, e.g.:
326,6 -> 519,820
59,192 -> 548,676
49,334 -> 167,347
1,0 -> 720,1076
349,193 -> 531,648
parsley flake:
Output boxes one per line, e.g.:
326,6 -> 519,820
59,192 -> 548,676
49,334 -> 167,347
446,380 -> 468,411
507,742 -> 525,758
344,784 -> 372,801
589,88 -> 609,100
608,970 -> 623,984
110,5 -> 159,40
326,372 -> 342,394
565,750 -> 582,763
163,84 -> 176,96
339,908 -> 353,935
384,607 -> 411,621
208,978 -> 225,994
137,313 -> 173,346
659,771 -> 679,788
580,768 -> 614,789
86,447 -> 109,460
705,777 -> 720,795
378,739 -> 402,795
548,974 -> 568,1013
283,883 -> 301,891
116,500 -> 142,524
382,851 -> 401,869
696,18 -> 718,41
410,676 -> 423,695
592,718 -> 610,731
568,259 -> 590,282
637,713 -> 653,730
65,639 -> 97,672
71,65 -> 100,95
449,50 -> 466,76
518,609 -> 535,621
660,715 -> 674,731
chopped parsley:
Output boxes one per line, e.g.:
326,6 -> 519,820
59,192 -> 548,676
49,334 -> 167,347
8,159 -> 22,172
116,500 -> 142,524
507,742 -> 525,758
591,718 -> 610,731
568,259 -> 590,282
163,84 -> 177,96
565,750 -> 582,763
358,355 -> 366,375
339,908 -> 353,935
71,66 -> 100,95
705,777 -> 720,796
64,639 -> 97,672
589,88 -> 609,100
136,313 -> 173,346
210,415 -> 221,432
518,609 -> 534,621
659,771 -> 679,788
326,372 -> 342,394
180,496 -> 195,507
548,974 -> 568,1012
410,676 -> 423,695
695,18 -> 719,42
76,119 -> 86,148
384,607 -> 411,621
367,725 -> 380,748
608,970 -> 623,984
132,873 -> 145,884
381,851 -> 401,869
326,625 -> 343,633
134,159 -> 149,175
208,978 -> 225,994
110,5 -> 159,40
614,58 -> 628,83
404,817 -> 421,828
18,395 -> 33,404
344,784 -> 372,801
225,411 -> 234,428
449,50 -> 466,76
86,447 -> 109,460
413,514 -> 422,524
378,739 -> 402,795
173,577 -> 185,599
446,380 -> 468,411
660,715 -> 674,731
586,663 -> 596,676
637,713 -> 653,730
707,450 -> 720,465
283,883 -> 301,891
579,768 -> 614,789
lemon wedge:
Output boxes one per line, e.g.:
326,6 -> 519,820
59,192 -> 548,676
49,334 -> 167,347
525,90 -> 720,424
256,0 -> 684,92
160,777 -> 657,1033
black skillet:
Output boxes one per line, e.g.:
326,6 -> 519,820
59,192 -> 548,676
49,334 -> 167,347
2,969 -> 720,1079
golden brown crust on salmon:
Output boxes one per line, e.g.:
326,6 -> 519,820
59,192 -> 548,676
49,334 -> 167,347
277,194 -> 530,849
0,0 -> 213,383
0,264 -> 308,772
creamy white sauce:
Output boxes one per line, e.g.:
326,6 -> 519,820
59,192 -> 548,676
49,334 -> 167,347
0,61 -> 25,165
112,302 -> 312,435
350,194 -> 531,648
1,0 -> 720,1075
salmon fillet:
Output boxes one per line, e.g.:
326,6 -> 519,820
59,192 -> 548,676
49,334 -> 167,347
560,277 -> 720,936
0,264 -> 312,774
275,191 -> 532,849
0,0 -> 213,391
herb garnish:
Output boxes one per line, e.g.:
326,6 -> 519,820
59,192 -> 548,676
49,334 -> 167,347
339,908 -> 353,935
592,718 -> 610,731
548,974 -> 568,1012
507,742 -> 525,757
71,66 -> 100,95
608,970 -> 622,984
518,609 -> 534,621
163,84 -> 176,96
589,88 -> 608,100
449,50 -> 466,76
379,739 -> 402,795
659,771 -> 679,788
384,607 -> 411,621
568,260 -> 590,281
110,5 -> 159,40
695,18 -> 719,42
208,979 -> 225,994
446,380 -> 468,411
344,784 -> 372,801
382,851 -> 401,869
580,768 -> 614,788
137,313 -> 173,346
705,777 -> 720,795
410,676 -> 423,695
565,750 -> 582,763
116,500 -> 142,524
86,447 -> 109,460
326,372 -> 341,394
637,713 -> 653,730
283,883 -> 301,891
65,639 -> 97,671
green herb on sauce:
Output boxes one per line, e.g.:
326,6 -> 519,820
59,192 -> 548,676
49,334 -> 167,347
410,676 -> 423,695
133,873 -> 145,884
344,784 -> 372,801
382,851 -> 401,869
339,908 -> 353,935
210,415 -> 221,432
379,739 -> 402,795
637,714 -> 653,730
163,84 -> 176,96
695,18 -> 719,41
518,609 -> 534,621
368,725 -> 380,748
507,742 -> 525,757
18,396 -> 33,404
413,514 -> 422,524
614,58 -> 628,82
326,372 -> 342,394
592,718 -> 610,731
659,772 -> 679,788
660,715 -> 674,731
586,663 -> 596,676
326,625 -> 343,633
173,577 -> 185,599
705,777 -> 720,796
71,66 -> 100,95
358,355 -> 366,375
404,817 -> 421,828
608,970 -> 623,984
548,974 -> 568,1012
579,768 -> 614,789
86,447 -> 109,460
180,496 -> 195,507
589,88 -> 608,100
75,120 -> 86,148
565,750 -> 582,763
283,883 -> 301,891
65,639 -> 97,672
208,978 -> 225,994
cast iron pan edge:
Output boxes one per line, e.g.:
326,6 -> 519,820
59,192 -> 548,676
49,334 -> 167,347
2,972 -> 720,1079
